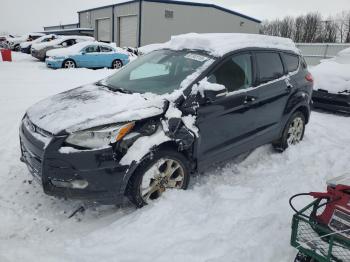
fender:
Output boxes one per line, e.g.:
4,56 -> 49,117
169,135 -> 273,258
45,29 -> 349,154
278,89 -> 311,138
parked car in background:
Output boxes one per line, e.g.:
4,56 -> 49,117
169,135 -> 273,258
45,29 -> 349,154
8,33 -> 45,51
46,41 -> 129,69
20,34 -> 59,54
0,34 -> 16,48
311,47 -> 350,114
31,35 -> 94,61
19,33 -> 313,207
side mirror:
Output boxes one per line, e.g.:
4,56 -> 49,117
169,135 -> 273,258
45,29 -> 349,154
204,86 -> 227,102
81,51 -> 86,55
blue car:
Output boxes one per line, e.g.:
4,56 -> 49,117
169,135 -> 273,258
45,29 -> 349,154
45,41 -> 130,69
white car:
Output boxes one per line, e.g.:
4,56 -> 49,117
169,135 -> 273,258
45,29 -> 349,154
20,34 -> 59,54
8,33 -> 45,51
311,47 -> 350,113
31,35 -> 94,61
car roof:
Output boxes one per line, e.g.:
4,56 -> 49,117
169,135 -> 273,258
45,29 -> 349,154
141,33 -> 300,57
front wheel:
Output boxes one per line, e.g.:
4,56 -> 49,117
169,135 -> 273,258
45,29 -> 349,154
62,59 -> 76,69
112,59 -> 123,69
126,149 -> 191,208
273,111 -> 306,152
14,44 -> 21,52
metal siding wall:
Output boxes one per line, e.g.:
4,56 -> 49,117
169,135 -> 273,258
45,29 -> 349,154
296,43 -> 350,65
79,7 -> 113,41
114,2 -> 140,46
141,2 -> 260,46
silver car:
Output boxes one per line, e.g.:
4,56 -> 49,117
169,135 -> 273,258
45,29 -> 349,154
31,35 -> 94,61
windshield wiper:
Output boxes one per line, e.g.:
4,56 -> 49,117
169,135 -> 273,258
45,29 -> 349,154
96,81 -> 132,94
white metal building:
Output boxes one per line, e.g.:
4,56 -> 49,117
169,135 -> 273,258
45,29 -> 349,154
78,0 -> 261,47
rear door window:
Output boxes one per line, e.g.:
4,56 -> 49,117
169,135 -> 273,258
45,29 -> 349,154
256,52 -> 284,83
100,46 -> 113,52
208,53 -> 253,93
282,53 -> 299,73
84,45 -> 100,53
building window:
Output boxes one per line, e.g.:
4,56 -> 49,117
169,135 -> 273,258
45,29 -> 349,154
165,10 -> 174,19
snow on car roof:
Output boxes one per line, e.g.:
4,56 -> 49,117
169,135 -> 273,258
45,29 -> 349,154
46,41 -> 127,57
32,35 -> 94,49
141,33 -> 300,57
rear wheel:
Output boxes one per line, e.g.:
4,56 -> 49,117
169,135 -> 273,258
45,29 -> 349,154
112,59 -> 123,69
62,59 -> 76,69
126,149 -> 190,208
273,111 -> 305,152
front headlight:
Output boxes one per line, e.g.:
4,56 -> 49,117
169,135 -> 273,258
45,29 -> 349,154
65,122 -> 135,149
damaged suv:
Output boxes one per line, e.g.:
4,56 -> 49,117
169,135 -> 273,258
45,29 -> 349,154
20,33 -> 313,207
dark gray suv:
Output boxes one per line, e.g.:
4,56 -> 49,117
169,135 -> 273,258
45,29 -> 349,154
19,34 -> 313,207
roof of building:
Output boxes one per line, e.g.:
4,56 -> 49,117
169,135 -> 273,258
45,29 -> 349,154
77,0 -> 261,23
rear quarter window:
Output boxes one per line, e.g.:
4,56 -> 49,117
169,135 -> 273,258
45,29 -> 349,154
282,53 -> 300,73
256,52 -> 284,83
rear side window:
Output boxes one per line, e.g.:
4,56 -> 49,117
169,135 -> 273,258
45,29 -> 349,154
256,52 -> 284,83
100,46 -> 113,52
283,53 -> 299,72
84,45 -> 100,53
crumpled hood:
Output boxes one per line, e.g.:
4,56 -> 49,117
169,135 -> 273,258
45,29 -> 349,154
26,84 -> 166,135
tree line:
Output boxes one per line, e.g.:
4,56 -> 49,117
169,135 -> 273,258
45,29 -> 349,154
260,11 -> 350,43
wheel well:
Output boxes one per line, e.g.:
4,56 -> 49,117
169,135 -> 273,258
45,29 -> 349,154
294,106 -> 310,123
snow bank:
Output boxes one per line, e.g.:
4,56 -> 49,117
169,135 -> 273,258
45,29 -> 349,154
310,48 -> 350,94
141,33 -> 300,57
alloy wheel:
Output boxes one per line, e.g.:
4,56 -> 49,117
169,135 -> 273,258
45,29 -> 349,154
287,117 -> 304,146
64,60 -> 75,69
113,60 -> 122,69
140,158 -> 185,202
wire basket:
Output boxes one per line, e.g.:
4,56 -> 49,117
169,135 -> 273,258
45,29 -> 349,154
291,200 -> 350,262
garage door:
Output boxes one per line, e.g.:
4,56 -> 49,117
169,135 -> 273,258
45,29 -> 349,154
97,18 -> 111,42
119,15 -> 138,47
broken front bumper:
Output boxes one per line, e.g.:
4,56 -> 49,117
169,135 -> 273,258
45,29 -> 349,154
19,119 -> 136,204
312,90 -> 350,114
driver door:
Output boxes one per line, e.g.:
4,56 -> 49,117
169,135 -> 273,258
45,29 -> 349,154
195,52 -> 261,169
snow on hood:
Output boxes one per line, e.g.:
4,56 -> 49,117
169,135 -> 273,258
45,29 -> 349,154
311,48 -> 350,94
32,36 -> 94,50
140,33 -> 300,57
26,84 -> 166,134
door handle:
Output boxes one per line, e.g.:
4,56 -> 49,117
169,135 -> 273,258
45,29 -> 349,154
244,95 -> 257,104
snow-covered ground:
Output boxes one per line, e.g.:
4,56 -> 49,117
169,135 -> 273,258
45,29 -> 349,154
0,53 -> 349,262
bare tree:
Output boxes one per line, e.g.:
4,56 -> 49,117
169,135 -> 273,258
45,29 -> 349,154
280,17 -> 295,38
294,16 -> 305,42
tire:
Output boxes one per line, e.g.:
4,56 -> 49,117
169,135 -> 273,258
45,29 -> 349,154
126,149 -> 191,208
14,44 -> 20,52
62,59 -> 76,69
112,59 -> 123,69
273,111 -> 306,152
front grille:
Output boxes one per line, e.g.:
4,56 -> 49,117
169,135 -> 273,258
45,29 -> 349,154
329,209 -> 350,239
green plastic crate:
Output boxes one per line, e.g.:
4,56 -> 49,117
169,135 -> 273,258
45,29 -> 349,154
291,200 -> 350,262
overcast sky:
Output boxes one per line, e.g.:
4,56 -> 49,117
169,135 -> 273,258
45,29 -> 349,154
1,0 -> 349,34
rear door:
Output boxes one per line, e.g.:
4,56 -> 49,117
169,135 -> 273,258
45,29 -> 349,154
195,52 -> 262,168
253,51 -> 294,140
98,45 -> 115,67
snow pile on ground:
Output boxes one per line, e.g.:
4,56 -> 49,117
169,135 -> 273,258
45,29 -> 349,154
140,33 -> 300,56
310,48 -> 350,94
1,52 -> 350,262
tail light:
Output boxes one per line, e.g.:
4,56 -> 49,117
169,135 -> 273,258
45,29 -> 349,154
305,73 -> 314,83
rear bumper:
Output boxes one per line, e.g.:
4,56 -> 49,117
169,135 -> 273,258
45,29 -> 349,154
19,118 -> 135,204
312,90 -> 350,114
